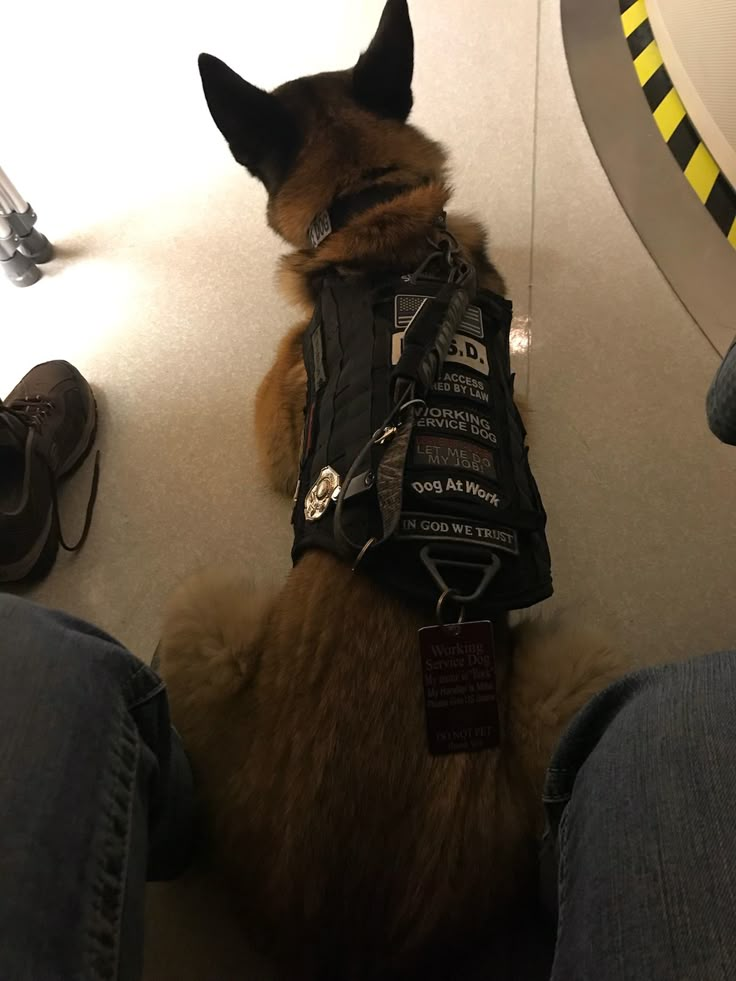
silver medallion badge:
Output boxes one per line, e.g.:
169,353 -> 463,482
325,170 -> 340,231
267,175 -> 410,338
304,466 -> 341,521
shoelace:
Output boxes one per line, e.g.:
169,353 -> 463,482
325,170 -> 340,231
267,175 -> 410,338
54,452 -> 101,552
1,397 -> 101,552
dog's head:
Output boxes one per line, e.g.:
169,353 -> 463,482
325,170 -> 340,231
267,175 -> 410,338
198,0 -> 447,248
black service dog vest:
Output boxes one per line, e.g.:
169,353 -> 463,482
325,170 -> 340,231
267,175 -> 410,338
292,270 -> 553,619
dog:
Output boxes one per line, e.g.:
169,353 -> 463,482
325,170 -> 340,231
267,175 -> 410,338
158,2 -> 627,977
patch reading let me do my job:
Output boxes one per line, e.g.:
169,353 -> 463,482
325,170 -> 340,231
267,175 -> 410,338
413,435 -> 496,479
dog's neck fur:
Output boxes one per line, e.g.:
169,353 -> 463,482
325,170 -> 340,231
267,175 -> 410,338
278,180 -> 506,312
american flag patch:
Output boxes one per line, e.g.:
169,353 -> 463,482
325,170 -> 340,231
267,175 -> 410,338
394,294 -> 484,338
394,294 -> 431,329
459,304 -> 484,339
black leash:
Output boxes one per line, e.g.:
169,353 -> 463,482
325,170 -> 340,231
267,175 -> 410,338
334,222 -> 477,560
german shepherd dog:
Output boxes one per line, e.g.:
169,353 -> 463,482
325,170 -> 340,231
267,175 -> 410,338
158,2 -> 626,977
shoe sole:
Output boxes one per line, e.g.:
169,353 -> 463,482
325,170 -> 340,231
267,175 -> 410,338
0,384 -> 98,584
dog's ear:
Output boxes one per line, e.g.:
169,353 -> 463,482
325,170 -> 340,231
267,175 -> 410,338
198,53 -> 299,191
353,0 -> 414,121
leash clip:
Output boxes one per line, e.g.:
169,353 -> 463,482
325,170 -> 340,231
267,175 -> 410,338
373,423 -> 399,446
372,398 -> 426,447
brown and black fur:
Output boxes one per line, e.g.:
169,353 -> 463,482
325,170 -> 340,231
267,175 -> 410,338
158,3 -> 627,978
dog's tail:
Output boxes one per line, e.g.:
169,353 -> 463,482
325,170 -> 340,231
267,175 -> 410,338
158,568 -> 275,707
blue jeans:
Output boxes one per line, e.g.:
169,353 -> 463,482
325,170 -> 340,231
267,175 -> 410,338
707,336 -> 736,445
543,651 -> 736,980
0,594 -> 194,981
1,593 -> 734,979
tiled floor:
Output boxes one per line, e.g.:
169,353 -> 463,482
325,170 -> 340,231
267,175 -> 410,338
2,0 -> 735,976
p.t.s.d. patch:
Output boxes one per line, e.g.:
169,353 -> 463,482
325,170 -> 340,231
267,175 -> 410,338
393,294 -> 490,377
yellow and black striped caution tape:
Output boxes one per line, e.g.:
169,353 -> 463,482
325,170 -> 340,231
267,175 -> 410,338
620,0 -> 736,250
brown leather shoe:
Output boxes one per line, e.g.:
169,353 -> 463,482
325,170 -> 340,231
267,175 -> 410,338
0,360 -> 99,583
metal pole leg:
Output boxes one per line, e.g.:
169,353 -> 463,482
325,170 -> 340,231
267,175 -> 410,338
0,166 -> 53,264
0,214 -> 41,287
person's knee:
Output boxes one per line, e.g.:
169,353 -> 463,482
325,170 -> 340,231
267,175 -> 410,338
611,651 -> 734,733
0,592 -> 143,702
0,591 -> 34,620
577,651 -> 736,802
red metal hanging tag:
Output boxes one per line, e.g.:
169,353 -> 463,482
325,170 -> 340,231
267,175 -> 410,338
418,620 -> 499,755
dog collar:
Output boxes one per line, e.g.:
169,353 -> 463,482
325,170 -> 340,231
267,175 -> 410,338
307,180 -> 423,248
